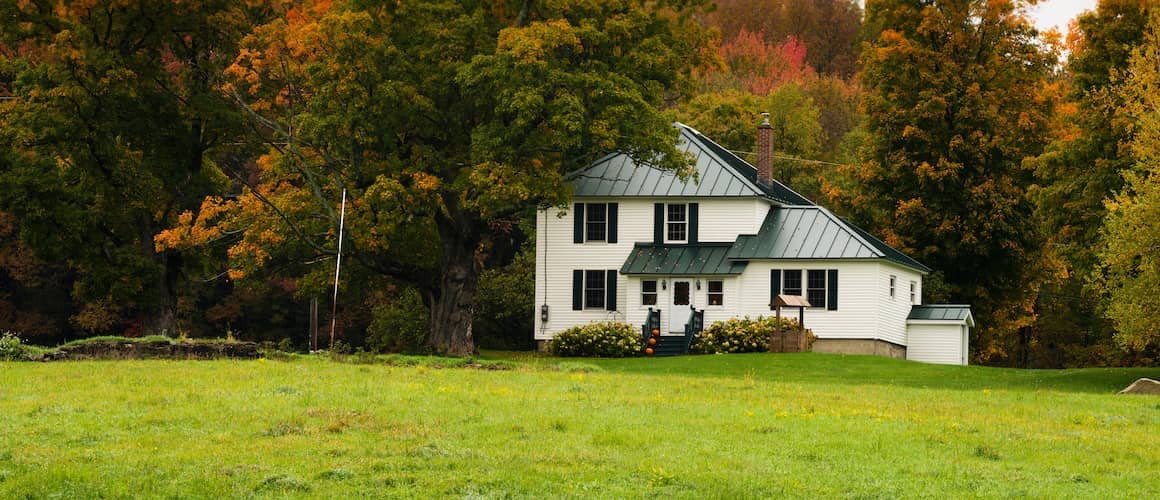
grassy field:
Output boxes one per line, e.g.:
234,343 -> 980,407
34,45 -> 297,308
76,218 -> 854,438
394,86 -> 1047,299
1,353 -> 1157,498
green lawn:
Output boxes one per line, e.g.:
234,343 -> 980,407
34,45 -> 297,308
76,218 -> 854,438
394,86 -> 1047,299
1,353 -> 1157,498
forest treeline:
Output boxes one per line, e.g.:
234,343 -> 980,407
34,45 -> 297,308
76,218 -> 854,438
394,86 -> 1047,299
1,0 -> 1157,365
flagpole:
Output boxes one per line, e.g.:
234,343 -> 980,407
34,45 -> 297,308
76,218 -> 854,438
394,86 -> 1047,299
330,189 -> 347,347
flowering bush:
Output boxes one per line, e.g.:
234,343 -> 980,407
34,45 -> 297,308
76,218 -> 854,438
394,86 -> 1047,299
548,322 -> 642,358
690,316 -> 802,354
0,331 -> 29,361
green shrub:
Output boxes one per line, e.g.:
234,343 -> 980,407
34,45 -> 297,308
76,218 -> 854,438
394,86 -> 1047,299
366,288 -> 428,354
1,331 -> 28,361
691,316 -> 802,354
548,322 -> 642,358
474,250 -> 535,350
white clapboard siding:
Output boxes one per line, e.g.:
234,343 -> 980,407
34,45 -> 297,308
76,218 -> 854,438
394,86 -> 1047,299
876,264 -> 924,346
736,260 -> 881,340
906,323 -> 967,365
621,276 -> 741,335
534,198 -> 766,339
697,198 -> 768,242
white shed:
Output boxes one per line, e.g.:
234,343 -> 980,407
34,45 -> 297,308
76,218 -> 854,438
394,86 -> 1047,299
905,305 -> 974,365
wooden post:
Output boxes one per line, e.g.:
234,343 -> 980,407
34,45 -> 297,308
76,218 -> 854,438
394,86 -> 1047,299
309,297 -> 318,351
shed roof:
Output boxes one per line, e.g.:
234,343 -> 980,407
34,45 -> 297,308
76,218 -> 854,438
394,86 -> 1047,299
908,305 -> 974,324
727,206 -> 931,273
566,124 -> 812,205
620,243 -> 748,276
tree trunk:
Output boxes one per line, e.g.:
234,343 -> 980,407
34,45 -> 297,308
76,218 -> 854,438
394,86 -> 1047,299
426,211 -> 480,356
143,251 -> 180,337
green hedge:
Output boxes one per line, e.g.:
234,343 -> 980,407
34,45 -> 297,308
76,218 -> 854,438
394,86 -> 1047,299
548,322 -> 642,358
691,316 -> 802,354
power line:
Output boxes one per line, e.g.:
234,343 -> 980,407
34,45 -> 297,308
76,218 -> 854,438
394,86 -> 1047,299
730,149 -> 847,167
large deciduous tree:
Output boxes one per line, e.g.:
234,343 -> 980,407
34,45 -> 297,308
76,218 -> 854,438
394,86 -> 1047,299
1096,9 -> 1160,352
159,0 -> 710,355
0,1 -> 271,336
852,0 -> 1056,363
1026,0 -> 1149,366
710,0 -> 863,77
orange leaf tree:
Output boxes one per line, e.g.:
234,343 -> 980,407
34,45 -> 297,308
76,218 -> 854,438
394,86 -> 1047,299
168,0 -> 711,355
855,0 -> 1057,363
0,0 -> 277,336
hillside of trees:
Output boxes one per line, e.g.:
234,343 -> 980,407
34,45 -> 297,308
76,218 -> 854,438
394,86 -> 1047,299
1,0 -> 1157,366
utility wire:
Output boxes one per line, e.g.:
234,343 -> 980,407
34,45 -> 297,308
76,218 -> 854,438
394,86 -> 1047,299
730,149 -> 847,167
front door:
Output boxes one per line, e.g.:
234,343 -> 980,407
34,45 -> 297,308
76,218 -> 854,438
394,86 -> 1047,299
667,279 -> 693,333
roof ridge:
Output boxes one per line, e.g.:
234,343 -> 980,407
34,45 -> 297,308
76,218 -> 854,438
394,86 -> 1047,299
676,125 -> 766,197
811,206 -> 885,259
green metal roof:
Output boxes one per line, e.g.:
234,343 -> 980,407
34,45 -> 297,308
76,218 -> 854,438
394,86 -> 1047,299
727,206 -> 931,273
566,124 -> 813,205
908,305 -> 974,324
620,243 -> 748,276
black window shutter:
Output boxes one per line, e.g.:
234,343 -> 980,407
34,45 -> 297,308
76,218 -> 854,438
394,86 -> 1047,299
827,269 -> 839,311
605,270 -> 617,311
572,270 -> 583,310
653,203 -> 664,244
770,269 -> 781,310
607,203 -> 618,244
573,203 -> 585,243
688,202 -> 699,244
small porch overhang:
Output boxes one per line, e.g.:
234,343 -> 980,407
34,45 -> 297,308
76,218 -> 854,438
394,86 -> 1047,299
620,243 -> 748,276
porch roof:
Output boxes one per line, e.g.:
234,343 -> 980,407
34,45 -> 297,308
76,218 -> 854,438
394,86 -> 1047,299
620,243 -> 748,276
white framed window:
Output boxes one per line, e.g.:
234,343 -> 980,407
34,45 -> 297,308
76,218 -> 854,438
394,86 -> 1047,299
889,275 -> 896,299
909,281 -> 917,304
585,203 -> 607,242
584,270 -> 605,309
641,280 -> 658,306
807,270 -> 826,308
774,268 -> 837,311
784,269 -> 803,296
666,204 -> 687,242
707,280 -> 724,306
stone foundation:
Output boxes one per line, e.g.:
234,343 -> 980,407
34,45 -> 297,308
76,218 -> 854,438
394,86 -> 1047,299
812,338 -> 906,359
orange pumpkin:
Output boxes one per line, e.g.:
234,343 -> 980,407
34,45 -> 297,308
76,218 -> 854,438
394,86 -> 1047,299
645,348 -> 655,355
651,328 -> 659,336
647,337 -> 657,346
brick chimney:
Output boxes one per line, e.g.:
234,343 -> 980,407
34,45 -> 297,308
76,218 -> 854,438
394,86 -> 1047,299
756,112 -> 772,187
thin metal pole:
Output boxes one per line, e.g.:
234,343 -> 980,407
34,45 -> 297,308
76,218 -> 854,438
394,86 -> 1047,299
329,189 -> 347,347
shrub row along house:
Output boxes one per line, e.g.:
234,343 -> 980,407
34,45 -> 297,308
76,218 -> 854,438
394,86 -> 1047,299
533,119 -> 974,365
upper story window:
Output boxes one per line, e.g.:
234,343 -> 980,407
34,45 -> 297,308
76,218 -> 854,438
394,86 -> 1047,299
585,203 -> 607,242
889,275 -> 897,299
909,281 -> 917,304
666,204 -> 687,242
574,202 -> 617,244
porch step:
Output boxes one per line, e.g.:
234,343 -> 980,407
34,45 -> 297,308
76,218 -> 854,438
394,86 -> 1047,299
649,335 -> 689,356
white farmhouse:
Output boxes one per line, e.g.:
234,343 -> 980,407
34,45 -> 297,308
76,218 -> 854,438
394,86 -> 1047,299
533,119 -> 972,365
